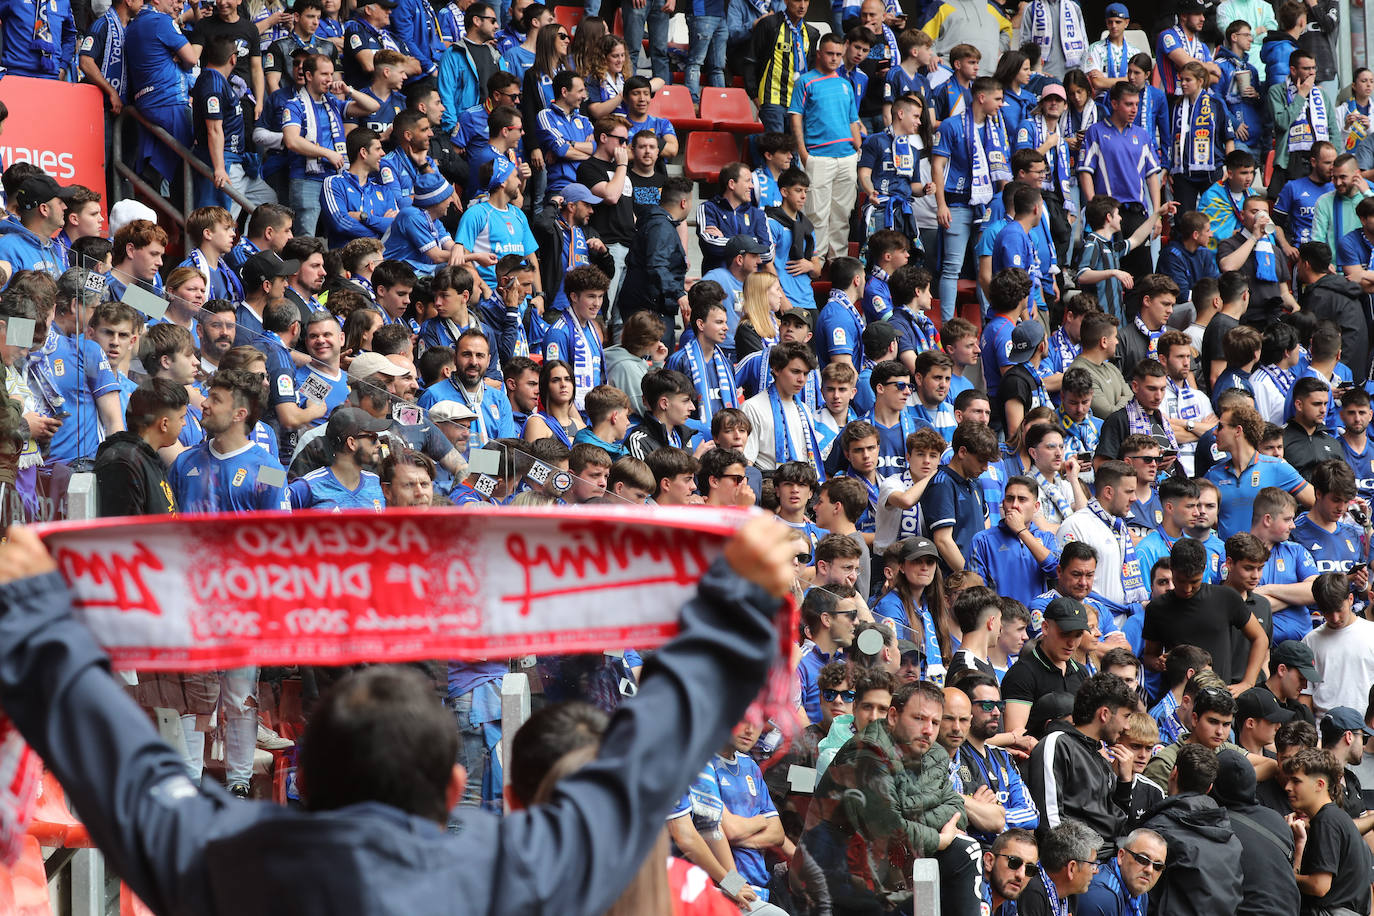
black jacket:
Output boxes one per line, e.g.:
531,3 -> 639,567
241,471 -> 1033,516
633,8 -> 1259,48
92,431 -> 176,517
1027,721 -> 1134,857
1139,792 -> 1244,916
1302,272 -> 1367,382
616,205 -> 687,318
625,415 -> 694,461
1212,750 -> 1301,916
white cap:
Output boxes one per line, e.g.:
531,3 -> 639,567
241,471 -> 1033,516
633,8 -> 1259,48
108,200 -> 159,237
427,400 -> 478,423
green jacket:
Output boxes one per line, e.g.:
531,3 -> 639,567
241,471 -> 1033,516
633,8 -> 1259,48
1267,83 -> 1335,169
1142,734 -> 1249,786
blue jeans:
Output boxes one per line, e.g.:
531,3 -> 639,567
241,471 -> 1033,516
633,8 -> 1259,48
623,0 -> 671,81
759,102 -> 788,134
448,690 -> 502,816
289,176 -> 325,237
686,15 -> 727,101
937,204 -> 974,321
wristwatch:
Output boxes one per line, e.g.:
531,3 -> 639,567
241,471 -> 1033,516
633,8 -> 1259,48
1185,419 -> 1196,433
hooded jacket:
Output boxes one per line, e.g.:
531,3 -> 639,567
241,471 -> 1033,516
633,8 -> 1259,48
1027,720 -> 1134,857
92,431 -> 177,516
1259,32 -> 1300,89
617,205 -> 687,318
1303,272 -> 1368,382
1211,750 -> 1301,916
604,345 -> 651,418
1139,792 -> 1244,916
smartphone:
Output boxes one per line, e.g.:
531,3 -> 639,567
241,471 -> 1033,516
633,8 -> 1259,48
1077,453 -> 1093,464
1351,562 -> 1368,575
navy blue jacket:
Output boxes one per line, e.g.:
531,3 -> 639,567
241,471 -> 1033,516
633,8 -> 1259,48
0,560 -> 779,915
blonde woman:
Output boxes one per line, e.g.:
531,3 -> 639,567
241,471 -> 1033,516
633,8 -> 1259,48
162,266 -> 207,333
733,271 -> 785,360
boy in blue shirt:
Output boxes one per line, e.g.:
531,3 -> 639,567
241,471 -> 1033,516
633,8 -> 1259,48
789,32 -> 862,262
622,76 -> 680,161
815,256 -> 867,367
751,132 -> 794,208
922,419 -> 1000,572
766,167 -> 823,312
862,228 -> 910,321
0,175 -> 73,282
382,171 -> 462,274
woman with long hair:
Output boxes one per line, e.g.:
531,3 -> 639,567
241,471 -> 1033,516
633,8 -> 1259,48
569,15 -> 609,77
993,50 -> 1035,143
872,540 -> 950,683
522,359 -> 587,446
523,20 -> 572,121
904,92 -> 940,260
342,307 -> 383,357
1015,81 -> 1075,266
1339,67 -> 1374,150
733,272 -> 784,360
585,34 -> 632,119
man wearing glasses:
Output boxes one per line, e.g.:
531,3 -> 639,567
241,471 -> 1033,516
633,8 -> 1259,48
577,116 -> 638,309
1138,744 -> 1245,915
287,407 -> 387,510
1015,821 -> 1104,916
982,829 -> 1040,915
795,587 -> 857,723
955,673 -> 1040,850
1076,827 -> 1168,916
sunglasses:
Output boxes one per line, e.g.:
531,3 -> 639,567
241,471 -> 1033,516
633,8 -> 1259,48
717,473 -> 746,485
997,854 -> 1037,872
1126,454 -> 1162,463
891,381 -> 912,392
822,688 -> 857,702
1123,848 -> 1166,872
974,699 -> 1005,712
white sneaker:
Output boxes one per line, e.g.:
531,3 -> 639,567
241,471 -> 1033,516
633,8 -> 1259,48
256,724 -> 294,750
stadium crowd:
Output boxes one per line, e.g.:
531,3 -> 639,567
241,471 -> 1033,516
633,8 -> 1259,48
6,0 -> 1374,909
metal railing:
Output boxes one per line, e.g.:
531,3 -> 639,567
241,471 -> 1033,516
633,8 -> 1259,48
109,106 -> 253,247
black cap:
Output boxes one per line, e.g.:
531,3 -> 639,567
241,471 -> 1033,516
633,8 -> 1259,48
1271,640 -> 1322,682
1176,0 -> 1206,12
326,406 -> 390,444
725,234 -> 769,259
1236,687 -> 1296,725
1008,319 -> 1047,364
242,251 -> 300,292
14,174 -> 76,210
862,320 -> 900,354
1043,596 -> 1090,632
1324,706 -> 1374,737
896,537 -> 939,563
1027,691 -> 1075,740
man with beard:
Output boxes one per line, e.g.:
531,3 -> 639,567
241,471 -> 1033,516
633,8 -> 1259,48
417,328 -> 516,447
287,407 -> 387,510
1015,821 -> 1104,916
982,828 -> 1038,915
1028,669 -> 1138,859
803,679 -> 984,916
196,300 -> 237,374
283,237 -> 329,324
939,687 -> 1005,840
955,673 -> 1039,849
1076,827 -> 1169,916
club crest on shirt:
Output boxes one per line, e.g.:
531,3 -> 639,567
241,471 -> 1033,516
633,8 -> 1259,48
1155,510 -> 1163,524
232,468 -> 247,487
52,359 -> 64,376
1251,470 -> 1261,486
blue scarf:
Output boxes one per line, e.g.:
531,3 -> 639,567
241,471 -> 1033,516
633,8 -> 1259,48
1026,114 -> 1075,209
1173,91 -> 1220,174
1253,231 -> 1279,281
187,248 -> 244,302
559,310 -> 599,404
1037,865 -> 1070,916
96,7 -> 126,98
1088,498 -> 1147,603
682,335 -> 738,426
534,410 -> 573,447
295,89 -> 346,176
963,108 -> 998,206
769,385 -> 825,478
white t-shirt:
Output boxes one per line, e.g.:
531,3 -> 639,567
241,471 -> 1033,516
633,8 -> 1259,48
1303,617 -> 1374,716
1058,506 -> 1127,605
876,472 -> 923,552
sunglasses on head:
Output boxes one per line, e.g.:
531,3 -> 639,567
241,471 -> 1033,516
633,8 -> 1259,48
822,688 -> 857,702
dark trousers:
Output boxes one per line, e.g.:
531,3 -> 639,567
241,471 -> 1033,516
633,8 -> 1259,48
1043,194 -> 1071,271
1268,149 -> 1312,202
1172,171 -> 1218,212
1120,203 -> 1154,280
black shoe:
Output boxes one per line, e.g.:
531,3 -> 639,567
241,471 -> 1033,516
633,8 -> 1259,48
229,784 -> 250,799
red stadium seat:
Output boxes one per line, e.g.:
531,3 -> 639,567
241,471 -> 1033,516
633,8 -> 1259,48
1263,149 -> 1275,186
553,5 -> 582,33
6,837 -> 49,916
29,770 -> 91,848
649,85 -> 712,133
684,132 -> 740,182
810,280 -> 832,307
700,87 -> 761,134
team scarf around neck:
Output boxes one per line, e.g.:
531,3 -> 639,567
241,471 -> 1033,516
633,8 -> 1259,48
964,109 -> 997,206
1059,409 -> 1099,452
98,7 -> 126,97
1087,498 -> 1148,602
1126,396 -> 1177,448
1027,0 -> 1086,66
1285,78 -> 1329,152
1030,462 -> 1074,520
561,311 -> 599,400
768,385 -> 825,477
1173,91 -> 1219,173
1133,315 -> 1164,361
682,334 -> 738,425
1037,864 -> 1071,916
295,89 -> 347,176
1029,114 -> 1076,209
187,248 -> 245,303
1257,363 -> 1295,399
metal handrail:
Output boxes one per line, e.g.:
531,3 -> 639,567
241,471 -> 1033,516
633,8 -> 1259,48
110,105 -> 253,246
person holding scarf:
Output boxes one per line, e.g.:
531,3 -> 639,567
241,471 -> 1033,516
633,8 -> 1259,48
932,75 -> 1010,321
1016,83 -> 1076,267
1168,63 -> 1235,212
1269,50 -> 1332,200
741,341 -> 824,473
666,285 -> 742,436
1085,4 -> 1142,102
859,94 -> 930,241
1059,460 -> 1149,609
519,359 -> 587,447
1018,0 -> 1085,79
541,265 -> 608,415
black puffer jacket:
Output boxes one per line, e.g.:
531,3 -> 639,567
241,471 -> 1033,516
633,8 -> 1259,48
1302,272 -> 1367,382
1139,792 -> 1244,916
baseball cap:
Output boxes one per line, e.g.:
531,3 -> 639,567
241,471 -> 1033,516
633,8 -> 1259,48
1027,692 -> 1076,740
488,155 -> 516,191
242,251 -> 299,292
1008,320 -> 1047,364
896,639 -> 923,663
427,400 -> 477,424
1271,640 -> 1322,682
1176,0 -> 1205,13
1039,82 -> 1067,101
1042,596 -> 1090,632
14,174 -> 76,211
779,308 -> 814,329
1325,706 -> 1374,737
326,406 -> 390,444
348,352 -> 408,379
1236,687 -> 1296,725
559,183 -> 600,206
413,171 -> 455,209
725,234 -> 770,259
1104,2 -> 1130,18
897,537 -> 939,562
363,0 -> 398,7
862,320 -> 899,352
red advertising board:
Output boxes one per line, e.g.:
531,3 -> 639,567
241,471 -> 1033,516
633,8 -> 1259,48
0,76 -> 106,213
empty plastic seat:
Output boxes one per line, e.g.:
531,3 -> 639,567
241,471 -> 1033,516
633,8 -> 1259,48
684,132 -> 741,182
649,85 -> 712,133
700,87 -> 761,134
29,770 -> 90,848
6,837 -> 50,916
553,5 -> 583,32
